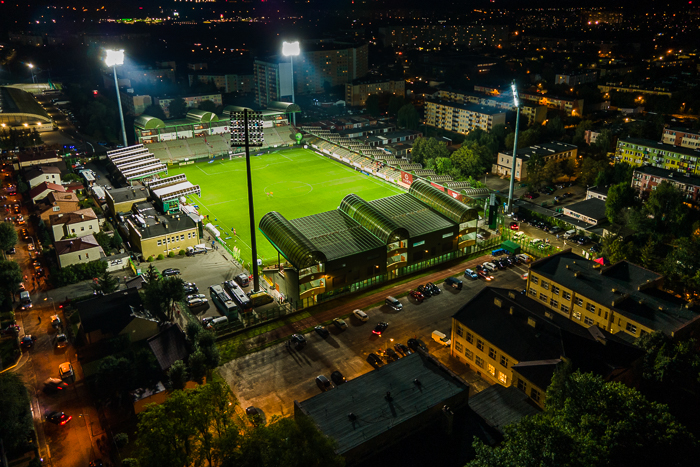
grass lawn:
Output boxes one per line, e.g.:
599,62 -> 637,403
168,148 -> 404,265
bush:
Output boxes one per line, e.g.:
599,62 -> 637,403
114,432 -> 129,448
168,251 -> 176,257
157,254 -> 165,260
122,459 -> 139,467
49,259 -> 109,287
147,256 -> 155,262
178,249 -> 186,256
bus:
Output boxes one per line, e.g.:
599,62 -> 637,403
223,280 -> 251,311
209,285 -> 239,319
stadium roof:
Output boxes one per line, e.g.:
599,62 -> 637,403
370,194 -> 455,237
259,211 -> 328,270
295,352 -> 468,455
339,194 -> 409,244
267,101 -> 301,113
186,109 -> 219,122
134,115 -> 165,130
409,179 -> 478,224
0,86 -> 52,124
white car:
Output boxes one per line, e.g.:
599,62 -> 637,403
352,309 -> 369,322
187,298 -> 208,307
482,262 -> 497,273
186,294 -> 206,302
530,238 -> 542,245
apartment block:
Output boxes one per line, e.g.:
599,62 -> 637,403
662,127 -> 700,150
519,92 -> 584,117
435,89 -> 546,126
120,92 -> 153,116
598,83 -> 673,97
425,99 -> 506,135
555,70 -> 598,86
526,251 -> 700,339
154,93 -> 222,118
379,24 -> 509,49
632,165 -> 700,206
493,141 -> 578,181
345,77 -> 405,107
615,138 -> 700,176
187,73 -> 254,93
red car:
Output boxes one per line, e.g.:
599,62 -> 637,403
409,290 -> 424,302
477,270 -> 494,281
372,322 -> 389,336
509,222 -> 519,230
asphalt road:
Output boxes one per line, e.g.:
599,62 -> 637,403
218,265 -> 525,420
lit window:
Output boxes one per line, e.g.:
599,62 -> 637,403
573,311 -> 582,320
626,322 -> 637,334
498,372 -> 507,384
542,281 -> 549,290
488,364 -> 496,376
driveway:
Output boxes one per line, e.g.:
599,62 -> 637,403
218,265 -> 525,419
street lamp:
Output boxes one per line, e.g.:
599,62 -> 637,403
105,49 -> 128,147
282,41 -> 300,126
507,80 -> 520,214
27,63 -> 36,83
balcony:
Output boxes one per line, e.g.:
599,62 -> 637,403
299,279 -> 326,300
387,254 -> 407,272
458,234 -> 476,249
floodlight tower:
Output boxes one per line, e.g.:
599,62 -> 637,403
282,41 -> 300,126
27,63 -> 36,84
507,80 -> 521,214
105,49 -> 128,147
230,109 -> 265,292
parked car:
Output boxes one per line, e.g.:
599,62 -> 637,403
482,262 -> 497,273
2,324 -> 19,335
477,269 -> 494,281
331,370 -> 346,385
372,322 -> 389,336
290,334 -> 307,349
55,333 -> 68,349
183,282 -> 198,294
20,335 -> 36,348
394,343 -> 412,356
59,362 -> 74,382
51,315 -> 61,328
187,298 -> 208,308
407,338 -> 428,352
385,348 -> 400,361
314,325 -> 329,338
564,192 -> 574,197
42,377 -> 68,394
332,318 -> 348,330
417,284 -> 432,297
409,290 -> 424,302
162,268 -> 180,277
549,226 -> 563,235
525,192 -> 540,199
352,309 -> 369,322
464,269 -> 478,280
426,282 -> 440,295
509,222 -> 519,230
367,353 -> 384,369
315,375 -> 332,391
186,294 -> 206,302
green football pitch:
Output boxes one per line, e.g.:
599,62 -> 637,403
167,148 -> 404,265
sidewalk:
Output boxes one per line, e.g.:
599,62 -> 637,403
236,253 -> 496,352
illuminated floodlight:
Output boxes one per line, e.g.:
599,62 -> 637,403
105,49 -> 125,67
27,63 -> 34,69
511,83 -> 519,107
282,41 -> 300,57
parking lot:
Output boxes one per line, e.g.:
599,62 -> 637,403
218,267 -> 525,419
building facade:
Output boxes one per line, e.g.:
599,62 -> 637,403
425,99 -> 506,135
615,138 -> 700,176
55,234 -> 104,268
435,89 -> 546,126
120,92 -> 153,116
25,165 -> 61,188
493,141 -> 578,181
555,70 -> 598,86
105,186 -> 150,217
597,83 -> 673,97
379,24 -> 510,49
632,165 -> 700,205
345,78 -> 406,107
187,73 -> 254,94
155,94 -> 222,118
50,208 -> 100,241
518,92 -> 584,117
39,192 -> 80,224
526,251 -> 700,339
123,202 -> 200,259
661,127 -> 700,149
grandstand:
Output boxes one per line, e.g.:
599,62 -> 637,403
108,144 -> 168,183
146,174 -> 202,214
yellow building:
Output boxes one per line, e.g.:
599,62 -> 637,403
125,203 -> 200,259
435,89 -> 546,126
105,186 -> 150,217
615,138 -> 700,176
493,141 -> 577,181
425,99 -> 506,135
526,250 -> 700,339
450,287 -> 644,409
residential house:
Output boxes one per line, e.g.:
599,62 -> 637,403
28,182 -> 65,203
526,250 -> 700,339
661,127 -> 700,150
345,77 -> 406,107
25,165 -> 61,188
493,141 -> 578,181
55,234 -> 104,268
147,323 -> 189,372
14,151 -> 62,170
632,165 -> 700,205
586,186 -> 610,201
124,202 -> 200,259
39,192 -> 80,225
50,208 -> 99,241
615,138 -> 700,176
76,288 -> 160,344
451,287 -> 643,408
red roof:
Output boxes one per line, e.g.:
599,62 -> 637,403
28,182 -> 66,200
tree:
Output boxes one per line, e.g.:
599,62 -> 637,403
161,277 -> 185,320
636,332 -> 700,388
560,158 -> 577,182
491,123 -> 510,150
388,95 -> 407,117
434,157 -> 453,175
591,129 -> 614,158
61,173 -> 83,183
188,349 -> 207,384
644,181 -> 688,238
605,182 -> 637,224
469,370 -> 697,467
198,100 -> 217,112
111,231 -> 123,250
0,221 -> 18,253
143,263 -> 159,283
168,360 -> 188,390
186,321 -> 202,343
397,103 -> 419,130
0,373 -> 33,453
601,233 -> 635,263
195,330 -> 220,370
542,158 -> 563,184
545,115 -> 565,139
168,98 -> 188,119
94,231 -> 112,252
526,153 -> 547,190
662,235 -> 700,294
578,157 -> 608,187
0,259 -> 22,307
365,94 -> 380,117
409,136 -> 449,166
94,270 -> 119,294
17,180 -> 29,194
451,141 -> 493,180
95,355 -> 132,400
638,236 -> 658,270
142,104 -> 166,120
573,119 -> 593,147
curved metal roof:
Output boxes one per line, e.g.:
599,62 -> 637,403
186,109 -> 219,122
267,101 -> 301,113
134,115 -> 165,130
223,105 -> 254,114
409,179 -> 477,223
339,194 -> 409,244
259,212 -> 327,269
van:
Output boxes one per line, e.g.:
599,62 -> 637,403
385,296 -> 403,311
234,273 -> 250,288
20,291 -> 32,310
211,316 -> 228,328
248,291 -> 274,308
563,229 -> 576,239
432,330 -> 451,347
445,277 -> 463,290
